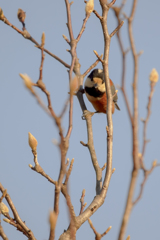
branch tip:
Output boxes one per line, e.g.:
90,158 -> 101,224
152,159 -> 157,167
80,141 -> 88,147
110,20 -> 124,38
101,163 -> 107,171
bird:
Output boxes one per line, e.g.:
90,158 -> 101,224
84,68 -> 120,114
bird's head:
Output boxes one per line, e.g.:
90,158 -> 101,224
84,69 -> 105,93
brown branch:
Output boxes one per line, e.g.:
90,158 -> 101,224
0,190 -> 7,203
50,2 -> 77,239
62,161 -> 77,240
118,1 -> 139,240
29,151 -> 56,185
0,14 -> 70,68
101,226 -> 112,237
29,148 -> 77,239
0,183 -> 36,240
108,0 -> 117,8
64,0 -> 74,40
141,82 -> 155,161
93,50 -> 104,64
79,189 -> 87,214
99,0 -> 115,201
110,20 -> 124,37
93,9 -> 103,20
88,218 -> 112,240
0,225 -> 8,240
62,34 -> 70,44
80,141 -> 88,147
65,192 -> 76,240
76,15 -> 90,42
69,0 -> 120,232
88,219 -> 99,237
64,158 -> 74,185
83,54 -> 103,77
59,98 -> 70,119
126,236 -> 130,240
3,217 -> 30,237
48,211 -> 57,240
34,80 -> 64,138
133,160 -> 160,205
39,34 -> 45,81
101,163 -> 107,171
82,111 -> 102,195
112,4 -> 133,124
64,0 -> 77,141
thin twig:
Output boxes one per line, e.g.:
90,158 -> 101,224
76,15 -> 90,42
141,83 -> 155,161
0,15 -> 70,68
0,183 -> 36,240
64,158 -> 74,185
108,0 -> 117,8
110,20 -> 124,37
79,189 -> 87,214
93,10 -> 103,20
83,54 -> 103,77
93,51 -> 104,64
133,161 -> 160,205
0,224 -> 8,240
112,3 -> 133,124
88,218 -> 112,240
82,111 -> 102,194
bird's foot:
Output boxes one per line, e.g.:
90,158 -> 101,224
82,110 -> 95,120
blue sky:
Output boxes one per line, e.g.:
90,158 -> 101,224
0,1 -> 160,239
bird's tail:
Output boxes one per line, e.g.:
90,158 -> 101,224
114,102 -> 120,111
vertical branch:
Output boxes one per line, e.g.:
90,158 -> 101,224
84,112 -> 103,194
141,82 -> 155,159
64,0 -> 77,141
99,1 -> 113,198
118,1 -> 139,240
112,3 -> 133,123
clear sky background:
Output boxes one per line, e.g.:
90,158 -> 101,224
0,0 -> 160,240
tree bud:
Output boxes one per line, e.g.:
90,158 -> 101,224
28,132 -> 38,151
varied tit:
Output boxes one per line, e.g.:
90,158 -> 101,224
84,69 -> 120,114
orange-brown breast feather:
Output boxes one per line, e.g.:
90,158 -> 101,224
89,92 -> 115,114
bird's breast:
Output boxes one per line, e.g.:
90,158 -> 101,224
85,91 -> 107,113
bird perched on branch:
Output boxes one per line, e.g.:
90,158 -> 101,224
84,69 -> 120,114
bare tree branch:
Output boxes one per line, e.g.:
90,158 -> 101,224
118,1 -> 139,239
133,161 -> 160,205
112,3 -> 133,124
141,82 -> 156,161
88,218 -> 112,240
82,111 -> 102,195
82,54 -> 103,77
0,13 -> 70,68
76,14 -> 90,42
99,0 -> 116,200
0,183 -> 36,240
0,222 -> 8,240
110,20 -> 124,37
